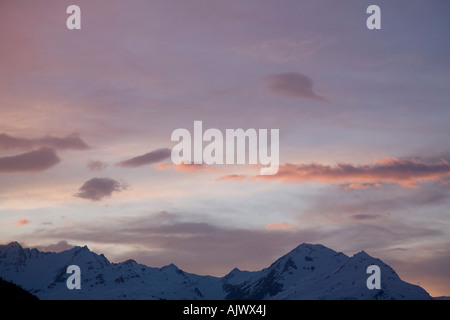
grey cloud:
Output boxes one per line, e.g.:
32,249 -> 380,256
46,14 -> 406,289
264,72 -> 327,101
20,212 -> 448,296
117,148 -> 171,168
305,180 -> 450,220
35,240 -> 76,253
0,133 -> 89,151
23,209 -> 443,278
352,214 -> 382,220
0,148 -> 60,173
75,177 -> 127,201
87,160 -> 108,172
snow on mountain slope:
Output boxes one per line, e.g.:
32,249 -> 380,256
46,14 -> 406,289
274,250 -> 430,300
223,243 -> 348,299
0,242 -> 432,300
0,242 -> 223,300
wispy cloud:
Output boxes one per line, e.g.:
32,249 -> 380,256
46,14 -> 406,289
74,177 -> 127,201
216,174 -> 247,181
86,160 -> 108,172
117,148 -> 171,168
0,133 -> 89,151
264,222 -> 295,231
339,182 -> 382,190
34,240 -> 76,253
0,148 -> 60,173
156,162 -> 217,172
264,72 -> 327,102
231,38 -> 319,64
351,214 -> 383,221
16,219 -> 30,226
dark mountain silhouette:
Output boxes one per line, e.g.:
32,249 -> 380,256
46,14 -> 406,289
0,277 -> 39,300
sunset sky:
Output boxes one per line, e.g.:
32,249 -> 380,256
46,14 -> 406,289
1,0 -> 449,296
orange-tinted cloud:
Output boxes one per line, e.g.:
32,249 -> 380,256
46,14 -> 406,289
256,158 -> 450,188
216,174 -> 247,181
339,182 -> 382,190
265,222 -> 295,231
16,219 -> 30,226
156,162 -> 217,172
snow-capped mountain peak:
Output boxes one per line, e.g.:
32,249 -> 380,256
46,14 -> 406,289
0,241 -> 432,300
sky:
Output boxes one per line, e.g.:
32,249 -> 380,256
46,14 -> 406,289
1,0 -> 449,297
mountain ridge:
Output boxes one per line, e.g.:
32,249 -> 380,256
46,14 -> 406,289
0,241 -> 432,300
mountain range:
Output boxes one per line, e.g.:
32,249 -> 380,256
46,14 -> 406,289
0,241 -> 432,300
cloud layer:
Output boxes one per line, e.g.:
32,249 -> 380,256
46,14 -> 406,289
24,213 -> 318,275
22,209 -> 444,279
257,158 -> 450,188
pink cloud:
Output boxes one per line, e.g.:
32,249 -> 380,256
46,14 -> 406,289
156,162 -> 217,173
265,223 -> 295,231
256,158 -> 450,188
216,174 -> 247,181
16,219 -> 30,226
339,182 -> 382,190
